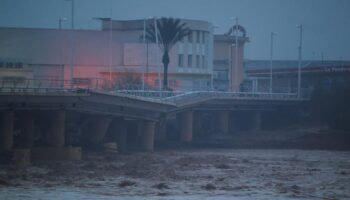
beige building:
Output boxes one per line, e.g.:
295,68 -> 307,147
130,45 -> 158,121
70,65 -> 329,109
213,25 -> 249,91
0,19 -> 214,91
0,19 -> 248,92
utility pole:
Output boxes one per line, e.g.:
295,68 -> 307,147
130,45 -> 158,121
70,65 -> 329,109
269,32 -> 277,93
65,0 -> 75,85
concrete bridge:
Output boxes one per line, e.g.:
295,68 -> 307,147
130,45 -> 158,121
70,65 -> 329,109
0,82 -> 308,165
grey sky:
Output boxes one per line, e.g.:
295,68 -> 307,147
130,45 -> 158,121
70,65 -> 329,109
1,0 -> 349,60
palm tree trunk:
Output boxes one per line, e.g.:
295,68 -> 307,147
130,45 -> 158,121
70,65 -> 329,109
162,51 -> 170,90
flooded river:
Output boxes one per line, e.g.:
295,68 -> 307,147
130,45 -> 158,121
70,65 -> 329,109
1,149 -> 350,199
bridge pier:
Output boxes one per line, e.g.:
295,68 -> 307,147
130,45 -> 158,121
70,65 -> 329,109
178,111 -> 193,142
19,111 -> 35,148
218,111 -> 230,134
155,117 -> 167,142
31,110 -> 81,161
48,110 -> 66,147
85,116 -> 112,146
0,110 -> 14,151
108,117 -> 128,153
139,121 -> 156,152
251,111 -> 261,131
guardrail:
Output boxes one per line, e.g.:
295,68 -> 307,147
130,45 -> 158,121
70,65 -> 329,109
114,90 -> 305,106
0,79 -> 310,103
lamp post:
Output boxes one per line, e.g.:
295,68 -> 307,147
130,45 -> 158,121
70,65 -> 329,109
65,0 -> 75,85
143,17 -> 153,90
59,17 -> 67,87
93,17 -> 113,86
212,25 -> 220,91
65,0 -> 74,29
269,32 -> 277,93
229,17 -> 239,92
153,17 -> 162,96
297,24 -> 303,98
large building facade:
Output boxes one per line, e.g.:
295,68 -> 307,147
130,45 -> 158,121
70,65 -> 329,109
0,18 -> 248,92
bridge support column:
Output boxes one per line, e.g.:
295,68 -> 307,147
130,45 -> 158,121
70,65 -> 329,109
30,110 -> 81,161
193,111 -> 203,136
178,111 -> 193,142
19,111 -> 35,148
251,112 -> 261,131
218,111 -> 230,134
49,110 -> 66,147
87,116 -> 112,146
0,111 -> 14,151
108,118 -> 128,153
139,121 -> 156,152
156,116 -> 167,142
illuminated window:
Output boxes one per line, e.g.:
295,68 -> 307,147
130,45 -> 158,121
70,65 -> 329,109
178,54 -> 184,67
188,55 -> 192,67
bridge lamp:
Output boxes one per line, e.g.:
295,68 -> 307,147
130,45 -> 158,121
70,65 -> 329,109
65,0 -> 75,85
93,17 -> 113,85
229,17 -> 239,92
142,17 -> 154,91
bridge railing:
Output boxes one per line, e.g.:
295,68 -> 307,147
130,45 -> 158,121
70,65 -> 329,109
162,91 -> 300,104
0,78 -> 310,102
0,78 -> 90,94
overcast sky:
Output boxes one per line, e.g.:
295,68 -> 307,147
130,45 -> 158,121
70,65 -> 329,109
1,0 -> 349,60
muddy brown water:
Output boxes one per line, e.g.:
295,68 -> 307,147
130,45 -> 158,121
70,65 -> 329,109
1,149 -> 350,199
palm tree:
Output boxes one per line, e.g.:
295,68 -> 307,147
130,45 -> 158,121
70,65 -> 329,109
146,17 -> 190,90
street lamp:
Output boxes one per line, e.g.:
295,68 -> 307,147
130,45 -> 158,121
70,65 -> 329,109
230,17 -> 239,92
153,17 -> 162,95
58,18 -> 67,29
65,0 -> 74,29
65,0 -> 75,85
297,24 -> 303,98
211,25 -> 220,91
93,17 -> 113,85
269,32 -> 277,93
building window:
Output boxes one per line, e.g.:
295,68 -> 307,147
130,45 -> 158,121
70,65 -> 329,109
0,62 -> 3,68
196,55 -> 200,68
188,55 -> 192,67
196,31 -> 201,43
202,32 -> 206,43
202,56 -> 205,68
178,54 -> 184,67
188,31 -> 193,43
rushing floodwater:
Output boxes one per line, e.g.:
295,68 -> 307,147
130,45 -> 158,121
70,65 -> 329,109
1,149 -> 350,199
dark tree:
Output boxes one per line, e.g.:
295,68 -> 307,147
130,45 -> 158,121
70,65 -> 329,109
146,17 -> 190,90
